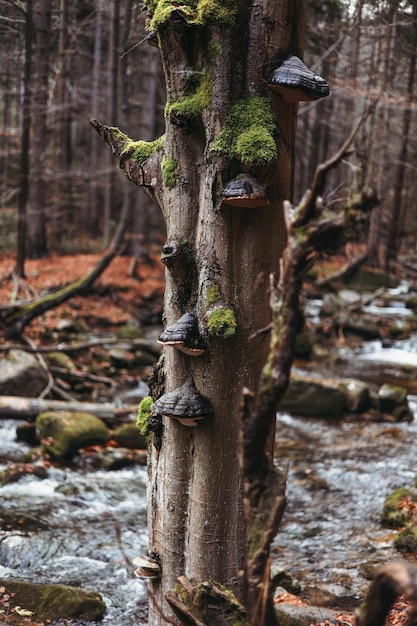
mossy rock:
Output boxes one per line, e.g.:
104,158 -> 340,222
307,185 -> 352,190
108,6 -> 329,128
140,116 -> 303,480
382,486 -> 417,527
36,411 -> 110,460
0,579 -> 106,622
45,351 -> 76,371
133,349 -> 158,366
338,378 -> 373,413
116,322 -> 144,339
405,295 -> 417,310
108,347 -> 133,368
294,330 -> 313,360
394,523 -> 417,553
378,383 -> 408,412
113,423 -> 147,449
281,374 -> 347,419
335,312 -> 380,339
0,349 -> 49,397
342,268 -> 396,291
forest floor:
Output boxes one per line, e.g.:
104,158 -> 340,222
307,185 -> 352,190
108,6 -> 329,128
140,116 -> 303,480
0,251 -> 166,341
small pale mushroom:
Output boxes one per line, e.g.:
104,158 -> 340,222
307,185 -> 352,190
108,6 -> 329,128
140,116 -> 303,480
269,56 -> 329,103
133,555 -> 161,580
152,379 -> 213,427
221,174 -> 269,208
158,311 -> 205,356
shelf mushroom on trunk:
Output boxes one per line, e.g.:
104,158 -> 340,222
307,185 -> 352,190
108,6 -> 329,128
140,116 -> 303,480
152,378 -> 213,427
269,56 -> 330,103
133,554 -> 161,580
221,174 -> 269,208
158,311 -> 205,356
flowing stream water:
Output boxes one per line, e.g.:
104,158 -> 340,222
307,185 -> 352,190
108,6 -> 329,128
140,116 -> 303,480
1,287 -> 417,623
0,425 -> 150,625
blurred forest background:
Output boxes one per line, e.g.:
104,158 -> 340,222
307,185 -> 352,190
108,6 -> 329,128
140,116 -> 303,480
1,0 -> 416,272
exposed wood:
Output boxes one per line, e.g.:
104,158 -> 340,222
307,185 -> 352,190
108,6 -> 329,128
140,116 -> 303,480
0,337 -> 161,356
0,395 -> 137,425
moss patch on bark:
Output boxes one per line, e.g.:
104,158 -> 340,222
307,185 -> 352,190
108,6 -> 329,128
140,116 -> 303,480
211,95 -> 278,168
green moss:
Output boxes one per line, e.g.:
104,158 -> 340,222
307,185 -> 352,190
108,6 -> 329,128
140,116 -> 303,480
165,71 -> 213,119
207,307 -> 237,338
36,411 -> 110,460
197,0 -> 237,25
382,487 -> 417,528
105,126 -> 131,147
206,284 -> 221,306
113,423 -> 147,449
0,579 -> 106,622
171,579 -> 245,625
394,523 -> 417,553
207,40 -> 222,59
235,125 -> 277,167
162,157 -> 178,187
145,0 -> 237,30
121,136 -> 164,166
211,95 -> 278,168
137,396 -> 153,441
146,0 -> 196,30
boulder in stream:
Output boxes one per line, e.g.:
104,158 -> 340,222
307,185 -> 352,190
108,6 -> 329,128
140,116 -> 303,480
113,422 -> 147,449
0,579 -> 106,622
394,524 -> 417,554
281,374 -> 412,421
0,350 -> 49,397
382,486 -> 417,528
36,410 -> 110,460
274,600 -> 349,626
281,374 -> 349,419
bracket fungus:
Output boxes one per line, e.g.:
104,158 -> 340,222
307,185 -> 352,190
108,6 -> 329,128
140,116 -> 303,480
158,311 -> 205,356
221,174 -> 269,208
133,554 -> 161,580
269,56 -> 329,103
152,379 -> 213,427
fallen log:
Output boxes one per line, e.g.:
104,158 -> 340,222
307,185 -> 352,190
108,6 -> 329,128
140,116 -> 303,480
0,396 -> 137,424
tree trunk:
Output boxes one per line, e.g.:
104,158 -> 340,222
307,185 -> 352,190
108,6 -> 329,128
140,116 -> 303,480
93,2 -> 307,623
16,0 -> 33,277
87,0 -> 105,237
103,0 -> 119,245
27,0 -> 52,259
367,1 -> 397,267
385,4 -> 417,268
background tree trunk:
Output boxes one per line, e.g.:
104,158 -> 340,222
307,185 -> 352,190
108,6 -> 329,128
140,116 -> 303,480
16,0 -> 33,277
385,1 -> 417,268
87,0 -> 104,237
27,0 -> 52,259
367,1 -> 397,267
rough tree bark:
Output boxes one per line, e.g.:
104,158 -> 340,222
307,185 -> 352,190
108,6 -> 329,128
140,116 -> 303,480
93,1 -> 306,624
27,0 -> 52,259
16,0 -> 33,277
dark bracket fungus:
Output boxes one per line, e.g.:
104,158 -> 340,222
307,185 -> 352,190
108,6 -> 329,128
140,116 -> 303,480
133,554 -> 161,580
160,236 -> 197,307
160,237 -> 195,274
152,379 -> 213,427
269,56 -> 330,103
158,311 -> 205,356
221,174 -> 269,208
